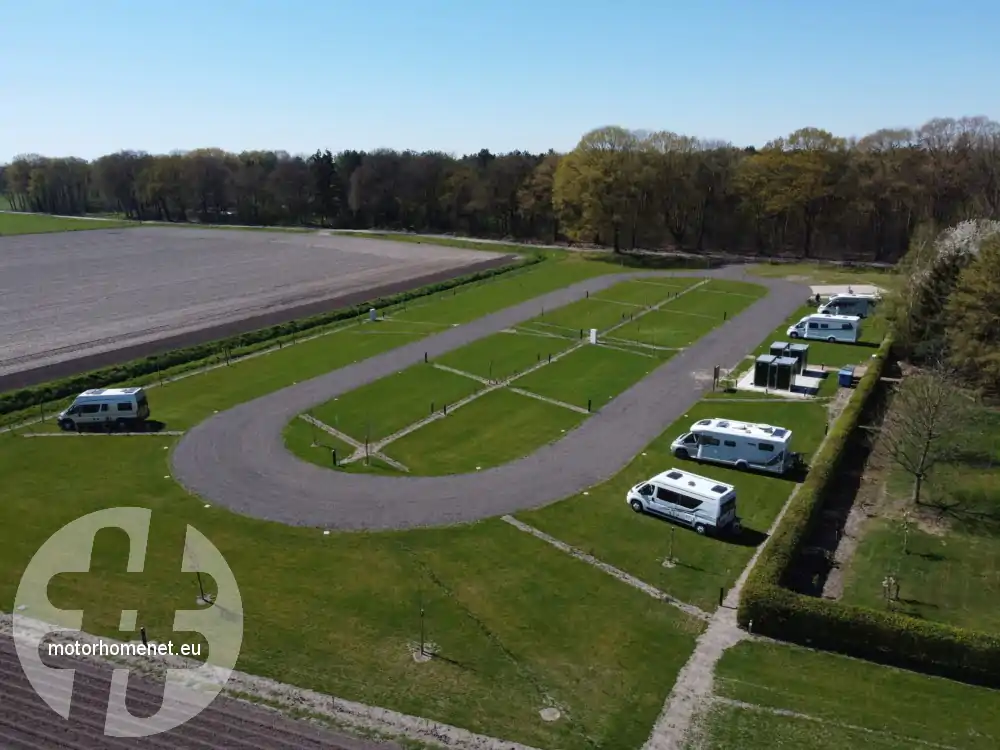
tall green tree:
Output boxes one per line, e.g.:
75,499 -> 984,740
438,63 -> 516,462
946,234 -> 1000,394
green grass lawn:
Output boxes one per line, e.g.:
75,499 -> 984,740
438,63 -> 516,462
840,407 -> 1000,634
706,640 -> 1000,749
387,389 -> 586,474
385,258 -> 611,326
0,434 -> 702,749
0,255 -> 728,746
590,278 -> 691,307
514,344 -> 668,410
694,704 -> 917,750
311,364 -> 480,442
518,399 -> 828,611
606,282 -> 764,351
532,296 -> 648,333
0,211 -> 135,235
435,330 -> 575,381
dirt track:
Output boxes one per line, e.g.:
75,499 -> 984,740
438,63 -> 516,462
0,227 -> 506,389
171,268 -> 808,531
0,635 -> 398,749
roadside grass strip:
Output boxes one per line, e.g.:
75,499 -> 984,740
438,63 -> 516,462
707,640 -> 1000,750
710,697 -> 960,750
502,516 -> 710,621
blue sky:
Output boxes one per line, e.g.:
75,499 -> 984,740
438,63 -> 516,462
3,0 -> 997,162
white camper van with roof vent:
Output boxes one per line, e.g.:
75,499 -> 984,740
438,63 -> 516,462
57,387 -> 150,431
625,468 -> 741,536
817,293 -> 879,318
670,418 -> 802,475
787,313 -> 861,343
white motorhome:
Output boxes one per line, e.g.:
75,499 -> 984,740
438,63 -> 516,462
787,313 -> 861,343
57,387 -> 151,431
818,293 -> 879,318
625,468 -> 741,536
670,418 -> 801,475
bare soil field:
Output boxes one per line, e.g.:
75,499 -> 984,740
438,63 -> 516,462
0,634 -> 398,749
0,228 -> 506,388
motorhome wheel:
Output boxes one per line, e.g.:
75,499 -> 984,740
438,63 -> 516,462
59,419 -> 74,432
674,447 -> 689,459
630,499 -> 643,513
735,460 -> 749,471
827,336 -> 836,342
694,523 -> 706,535
789,331 -> 800,339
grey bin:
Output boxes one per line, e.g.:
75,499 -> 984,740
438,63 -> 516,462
754,354 -> 778,388
769,341 -> 790,359
787,343 -> 809,374
773,356 -> 797,390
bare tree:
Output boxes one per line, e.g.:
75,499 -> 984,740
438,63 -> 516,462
876,364 -> 978,505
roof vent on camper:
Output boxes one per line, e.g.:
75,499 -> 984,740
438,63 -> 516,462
711,484 -> 728,493
666,471 -> 683,480
696,419 -> 712,426
687,481 -> 695,487
717,420 -> 729,428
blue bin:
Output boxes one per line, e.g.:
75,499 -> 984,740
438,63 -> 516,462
838,366 -> 856,388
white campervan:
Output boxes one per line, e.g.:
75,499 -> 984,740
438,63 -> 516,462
625,468 -> 741,536
57,387 -> 151,431
787,313 -> 861,343
818,293 -> 879,318
670,418 -> 801,475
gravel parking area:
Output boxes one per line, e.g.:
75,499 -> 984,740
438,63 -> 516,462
0,228 -> 502,384
171,268 -> 808,531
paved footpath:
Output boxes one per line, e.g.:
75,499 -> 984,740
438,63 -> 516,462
171,267 -> 808,530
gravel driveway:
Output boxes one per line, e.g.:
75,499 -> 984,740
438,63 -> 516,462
171,268 -> 807,530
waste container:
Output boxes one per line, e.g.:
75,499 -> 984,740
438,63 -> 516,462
773,356 -> 797,390
754,355 -> 777,388
838,366 -> 856,388
787,343 -> 809,374
769,341 -> 789,359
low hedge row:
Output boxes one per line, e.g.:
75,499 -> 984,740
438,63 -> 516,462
0,256 -> 539,417
738,334 -> 1000,687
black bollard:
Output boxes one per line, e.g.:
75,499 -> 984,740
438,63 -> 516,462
587,398 -> 592,412
332,449 -> 337,466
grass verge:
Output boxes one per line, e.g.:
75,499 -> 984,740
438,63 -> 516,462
0,211 -> 135,235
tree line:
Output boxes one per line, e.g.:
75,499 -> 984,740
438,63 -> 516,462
2,116 -> 998,262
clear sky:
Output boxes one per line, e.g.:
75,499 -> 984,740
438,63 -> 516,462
3,0 -> 998,162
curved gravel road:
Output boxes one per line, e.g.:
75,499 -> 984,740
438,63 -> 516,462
172,267 -> 808,530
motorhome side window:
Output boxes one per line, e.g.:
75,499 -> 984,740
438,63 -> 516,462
80,404 -> 100,414
673,495 -> 702,510
808,322 -> 818,329
757,443 -> 774,452
655,487 -> 677,503
639,484 -> 653,496
842,323 -> 853,330
117,402 -> 133,411
723,440 -> 736,447
699,435 -> 721,446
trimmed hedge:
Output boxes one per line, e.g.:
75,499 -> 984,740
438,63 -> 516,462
738,333 -> 1000,687
0,256 -> 539,417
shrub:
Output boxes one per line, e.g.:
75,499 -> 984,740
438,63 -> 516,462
0,257 -> 538,417
738,333 -> 1000,687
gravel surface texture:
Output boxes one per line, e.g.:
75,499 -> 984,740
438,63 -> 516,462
0,634 -> 399,749
172,268 -> 807,530
0,227 -> 502,384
